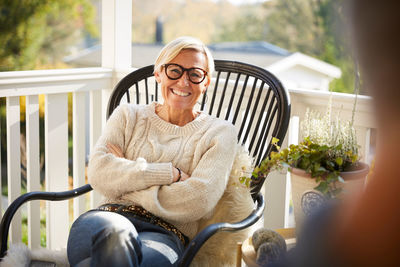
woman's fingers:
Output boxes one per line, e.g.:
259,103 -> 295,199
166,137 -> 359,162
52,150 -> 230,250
106,143 -> 124,158
172,167 -> 190,182
180,171 -> 190,181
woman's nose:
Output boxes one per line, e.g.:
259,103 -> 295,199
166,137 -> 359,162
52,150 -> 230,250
177,72 -> 190,86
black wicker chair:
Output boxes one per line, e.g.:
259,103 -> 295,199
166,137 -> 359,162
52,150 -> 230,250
0,60 -> 290,266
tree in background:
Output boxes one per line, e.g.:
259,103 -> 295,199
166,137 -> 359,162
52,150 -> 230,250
132,0 -> 238,44
0,0 -> 98,191
215,0 -> 356,94
0,0 -> 97,71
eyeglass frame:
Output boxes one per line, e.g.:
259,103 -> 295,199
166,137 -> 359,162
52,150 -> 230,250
163,63 -> 208,84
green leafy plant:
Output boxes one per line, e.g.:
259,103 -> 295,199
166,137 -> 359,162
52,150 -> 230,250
244,96 -> 360,198
253,137 -> 358,197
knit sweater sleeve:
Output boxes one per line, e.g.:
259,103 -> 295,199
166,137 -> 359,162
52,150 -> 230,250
122,122 -> 238,223
88,105 -> 173,199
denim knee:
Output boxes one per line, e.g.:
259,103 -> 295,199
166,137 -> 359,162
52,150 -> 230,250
68,211 -> 143,267
91,225 -> 142,266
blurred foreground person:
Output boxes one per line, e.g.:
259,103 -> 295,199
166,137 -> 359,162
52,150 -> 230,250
271,0 -> 400,266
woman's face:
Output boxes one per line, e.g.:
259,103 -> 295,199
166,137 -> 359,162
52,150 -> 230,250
155,49 -> 210,112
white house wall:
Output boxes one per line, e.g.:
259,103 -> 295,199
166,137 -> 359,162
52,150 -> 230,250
273,65 -> 331,91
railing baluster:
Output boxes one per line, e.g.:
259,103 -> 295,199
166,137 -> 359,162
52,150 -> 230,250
45,93 -> 69,249
73,92 -> 87,220
90,90 -> 103,209
26,95 -> 41,249
6,96 -> 22,244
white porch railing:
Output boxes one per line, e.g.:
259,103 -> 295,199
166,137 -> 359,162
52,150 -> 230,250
0,67 -> 375,250
0,67 -> 113,249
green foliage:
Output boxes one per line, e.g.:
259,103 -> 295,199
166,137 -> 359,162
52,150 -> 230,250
213,10 -> 267,42
0,0 -> 97,71
238,175 -> 252,188
244,97 -> 360,198
214,0 -> 357,94
132,0 -> 239,44
254,137 -> 358,198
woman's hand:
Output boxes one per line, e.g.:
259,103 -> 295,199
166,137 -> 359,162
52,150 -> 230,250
172,167 -> 190,182
106,143 -> 124,158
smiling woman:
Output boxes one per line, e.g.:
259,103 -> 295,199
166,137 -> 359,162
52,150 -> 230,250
66,36 -> 241,267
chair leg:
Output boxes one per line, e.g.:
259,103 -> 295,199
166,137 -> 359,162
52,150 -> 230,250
236,242 -> 242,267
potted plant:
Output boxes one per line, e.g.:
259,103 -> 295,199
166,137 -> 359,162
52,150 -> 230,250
251,96 -> 369,226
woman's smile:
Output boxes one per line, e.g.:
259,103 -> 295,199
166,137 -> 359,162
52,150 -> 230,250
170,88 -> 191,97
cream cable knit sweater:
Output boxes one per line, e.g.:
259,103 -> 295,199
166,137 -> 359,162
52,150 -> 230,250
88,102 -> 238,239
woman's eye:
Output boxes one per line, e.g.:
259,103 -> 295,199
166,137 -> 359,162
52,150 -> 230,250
190,71 -> 202,78
171,68 -> 181,74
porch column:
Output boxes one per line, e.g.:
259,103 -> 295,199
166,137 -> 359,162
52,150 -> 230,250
89,0 -> 133,207
101,0 -> 132,121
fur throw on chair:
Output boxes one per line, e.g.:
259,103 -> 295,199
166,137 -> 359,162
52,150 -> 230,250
1,146 -> 255,267
190,146 -> 255,267
0,243 -> 69,267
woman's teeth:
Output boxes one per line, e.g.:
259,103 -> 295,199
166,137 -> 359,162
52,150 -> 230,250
171,89 -> 190,97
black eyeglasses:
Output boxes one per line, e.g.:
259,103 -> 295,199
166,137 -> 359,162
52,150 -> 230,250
163,63 -> 207,84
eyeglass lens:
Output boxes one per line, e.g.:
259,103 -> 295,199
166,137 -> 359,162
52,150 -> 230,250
165,64 -> 206,84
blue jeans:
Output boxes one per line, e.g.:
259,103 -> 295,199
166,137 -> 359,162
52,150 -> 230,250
67,210 -> 185,267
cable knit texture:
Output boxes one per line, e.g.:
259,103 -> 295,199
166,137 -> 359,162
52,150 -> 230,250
88,102 -> 239,239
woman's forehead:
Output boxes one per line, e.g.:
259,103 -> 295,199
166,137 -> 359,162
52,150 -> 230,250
169,49 -> 207,69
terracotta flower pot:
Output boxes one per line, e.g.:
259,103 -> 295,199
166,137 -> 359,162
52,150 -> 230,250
290,162 -> 369,229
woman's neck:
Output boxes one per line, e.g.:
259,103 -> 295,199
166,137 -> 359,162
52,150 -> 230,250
155,103 -> 197,126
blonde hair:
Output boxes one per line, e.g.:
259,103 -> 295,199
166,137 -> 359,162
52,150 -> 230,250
154,36 -> 214,82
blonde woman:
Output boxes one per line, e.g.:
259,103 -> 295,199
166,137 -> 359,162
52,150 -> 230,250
67,37 -> 238,266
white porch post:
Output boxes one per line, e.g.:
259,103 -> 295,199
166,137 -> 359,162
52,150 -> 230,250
89,0 -> 133,207
101,0 -> 132,100
263,132 -> 290,230
101,0 -> 132,128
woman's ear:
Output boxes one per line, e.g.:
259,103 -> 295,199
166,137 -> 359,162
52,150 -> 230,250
154,71 -> 161,83
203,76 -> 211,92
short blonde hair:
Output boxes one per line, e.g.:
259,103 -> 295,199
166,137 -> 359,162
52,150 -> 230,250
154,36 -> 214,82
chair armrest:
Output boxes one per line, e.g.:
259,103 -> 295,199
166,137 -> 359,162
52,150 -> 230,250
178,192 -> 265,267
0,184 -> 93,259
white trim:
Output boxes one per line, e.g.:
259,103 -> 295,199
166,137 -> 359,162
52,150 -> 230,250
0,68 -> 112,97
267,52 -> 342,79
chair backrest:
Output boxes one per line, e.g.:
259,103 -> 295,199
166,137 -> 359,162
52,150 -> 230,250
107,60 -> 291,198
